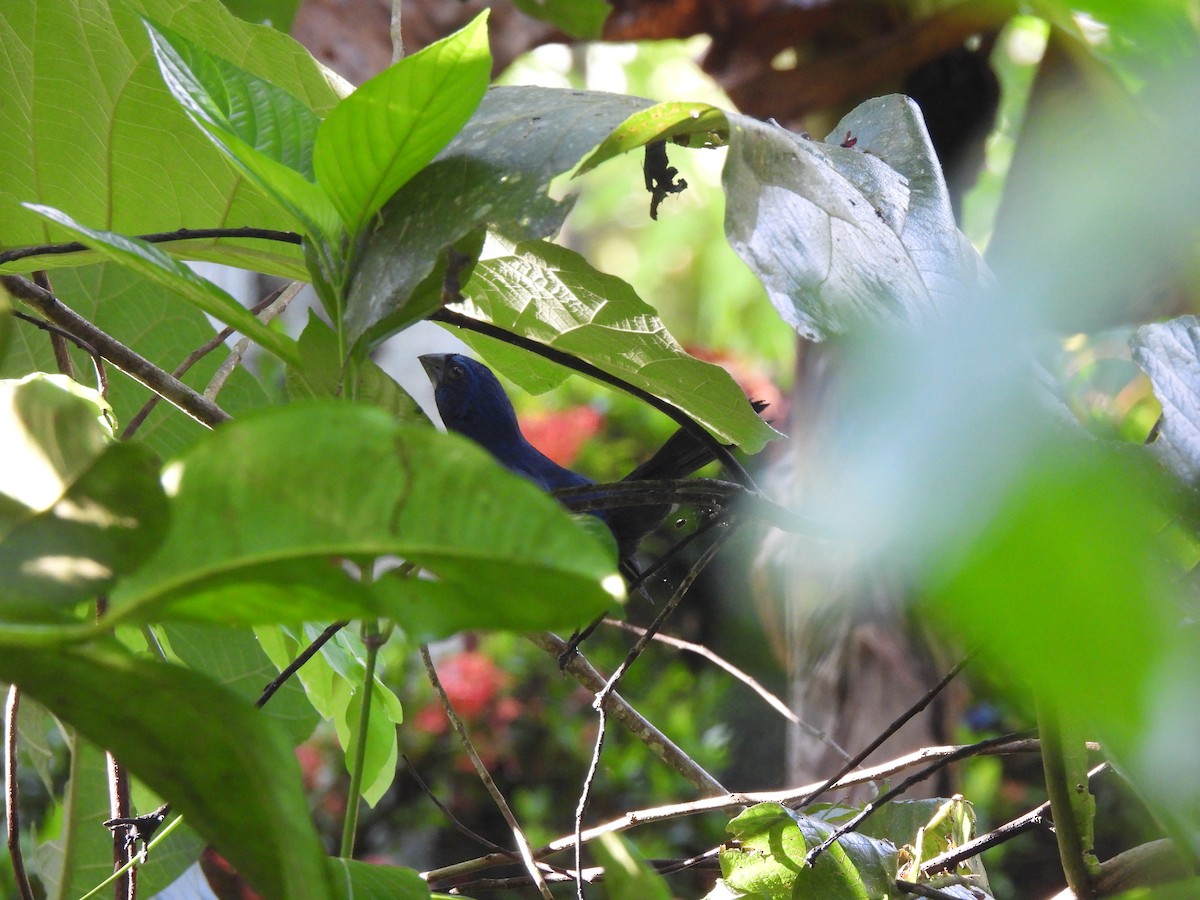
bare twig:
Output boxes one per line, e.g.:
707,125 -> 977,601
2,275 -> 230,428
257,621 -> 349,708
421,645 -> 553,900
405,756 -> 512,855
121,286 -> 286,439
423,736 -> 1055,887
894,883 -> 968,900
204,281 -> 307,400
5,686 -> 35,900
796,657 -> 970,809
920,763 -> 1108,877
12,311 -> 108,397
529,633 -> 726,797
805,731 -> 1032,867
605,620 -> 852,762
0,227 -> 301,267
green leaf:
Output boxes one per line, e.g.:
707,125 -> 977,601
287,311 -> 426,423
163,623 -> 319,745
313,11 -> 492,238
1131,316 -> 1200,489
510,0 -> 610,39
0,640 -> 335,900
143,19 -> 342,243
220,0 -> 301,30
576,101 -> 728,175
455,239 -> 779,452
346,85 -> 652,343
722,96 -> 987,341
24,204 -> 301,366
0,263 -> 273,460
592,833 -> 673,900
328,858 -> 430,899
34,737 -> 114,900
0,374 -> 168,615
109,403 -> 622,635
0,0 -> 341,279
718,802 -> 897,899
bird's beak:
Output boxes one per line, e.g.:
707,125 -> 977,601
419,354 -> 447,386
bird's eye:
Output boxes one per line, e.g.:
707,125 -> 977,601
447,363 -> 465,381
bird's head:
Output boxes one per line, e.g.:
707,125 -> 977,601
419,353 -> 522,446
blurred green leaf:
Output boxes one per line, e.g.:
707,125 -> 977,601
328,858 -> 430,899
576,101 -> 728,175
34,737 -> 114,900
723,95 -> 986,341
23,204 -> 301,365
456,238 -> 779,452
0,0 -> 340,279
287,311 -> 426,423
220,0 -> 300,30
0,640 -> 335,900
347,85 -> 652,343
144,19 -> 341,243
593,833 -> 672,900
511,0 -> 610,39
109,403 -> 621,635
0,441 -> 167,617
313,12 -> 491,239
1131,316 -> 1200,489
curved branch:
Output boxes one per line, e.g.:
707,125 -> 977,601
2,275 -> 230,429
0,227 -> 302,267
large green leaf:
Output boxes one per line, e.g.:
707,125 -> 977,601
25,204 -> 301,365
576,100 -> 728,175
108,403 -> 622,634
328,858 -> 429,899
0,640 -> 335,899
0,0 -> 342,279
144,19 -> 342,243
0,375 -> 168,616
346,85 -> 652,343
313,11 -> 491,239
722,95 -> 987,341
0,263 -> 273,460
454,239 -> 779,452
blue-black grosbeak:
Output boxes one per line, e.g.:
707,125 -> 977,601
419,353 -> 736,563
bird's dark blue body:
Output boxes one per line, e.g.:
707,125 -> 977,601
420,353 -> 720,562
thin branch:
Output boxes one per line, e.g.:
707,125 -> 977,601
430,308 -> 758,490
405,756 -> 512,855
795,656 -> 970,808
2,275 -> 230,429
12,311 -> 108,397
0,227 -> 302,267
121,286 -> 287,439
894,883 -> 968,900
257,621 -> 348,708
204,280 -> 307,401
572,528 -> 733,898
421,645 -> 554,900
423,736 -> 1056,887
529,633 -> 726,797
554,477 -> 825,536
804,731 -> 1033,867
920,763 -> 1108,877
5,686 -> 35,900
605,620 -> 852,762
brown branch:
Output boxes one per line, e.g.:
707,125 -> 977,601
421,645 -> 554,900
0,227 -> 302,267
12,311 -> 108,398
425,737 -> 1056,888
5,686 -> 35,900
605,620 -> 851,762
2,275 -> 230,429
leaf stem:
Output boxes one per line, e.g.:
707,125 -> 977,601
339,616 -> 382,859
1038,700 -> 1098,898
